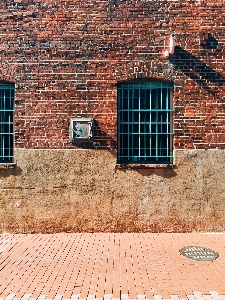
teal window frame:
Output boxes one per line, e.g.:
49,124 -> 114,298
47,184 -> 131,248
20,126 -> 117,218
118,81 -> 173,164
0,83 -> 15,164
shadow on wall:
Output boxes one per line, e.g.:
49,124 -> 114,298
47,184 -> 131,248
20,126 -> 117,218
136,167 -> 177,178
116,165 -> 178,178
169,46 -> 225,95
0,165 -> 22,178
202,33 -> 219,50
92,119 -> 117,150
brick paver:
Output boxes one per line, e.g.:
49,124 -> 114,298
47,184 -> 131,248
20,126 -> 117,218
0,233 -> 225,300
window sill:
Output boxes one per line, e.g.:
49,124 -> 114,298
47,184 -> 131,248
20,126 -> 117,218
115,164 -> 175,169
0,163 -> 16,169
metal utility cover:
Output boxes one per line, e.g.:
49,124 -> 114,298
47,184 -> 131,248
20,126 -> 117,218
70,118 -> 93,140
179,246 -> 219,261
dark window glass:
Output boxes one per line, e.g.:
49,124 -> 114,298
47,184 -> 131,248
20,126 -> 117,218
118,82 -> 173,164
0,84 -> 15,163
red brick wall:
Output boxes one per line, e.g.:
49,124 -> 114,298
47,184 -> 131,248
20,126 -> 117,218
0,0 -> 224,150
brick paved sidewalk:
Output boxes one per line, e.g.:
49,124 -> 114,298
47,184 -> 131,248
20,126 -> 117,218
0,233 -> 225,300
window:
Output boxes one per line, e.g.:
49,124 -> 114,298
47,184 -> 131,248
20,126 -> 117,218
118,81 -> 173,164
0,83 -> 15,163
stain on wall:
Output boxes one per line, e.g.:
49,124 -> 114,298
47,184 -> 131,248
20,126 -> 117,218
0,149 -> 224,233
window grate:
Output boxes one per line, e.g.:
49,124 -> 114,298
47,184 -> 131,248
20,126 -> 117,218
0,84 -> 15,163
118,82 -> 173,164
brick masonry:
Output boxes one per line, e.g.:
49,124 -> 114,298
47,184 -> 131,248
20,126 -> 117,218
0,0 -> 224,149
0,0 -> 225,232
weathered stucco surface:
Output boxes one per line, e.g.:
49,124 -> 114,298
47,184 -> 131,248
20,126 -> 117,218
0,149 -> 225,233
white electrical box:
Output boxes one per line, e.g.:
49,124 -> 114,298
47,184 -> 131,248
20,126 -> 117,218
70,118 -> 94,141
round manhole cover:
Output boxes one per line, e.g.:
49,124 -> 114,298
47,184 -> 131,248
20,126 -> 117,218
179,246 -> 219,261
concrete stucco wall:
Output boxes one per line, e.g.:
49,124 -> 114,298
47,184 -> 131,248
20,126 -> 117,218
0,148 -> 224,233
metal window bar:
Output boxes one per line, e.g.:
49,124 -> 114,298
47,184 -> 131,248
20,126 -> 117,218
138,86 -> 140,160
128,87 -> 130,160
149,85 -> 152,159
0,84 -> 15,163
118,82 -> 173,164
